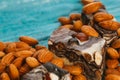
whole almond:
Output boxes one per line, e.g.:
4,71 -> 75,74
19,36 -> 38,46
105,74 -> 120,80
70,13 -> 81,20
8,64 -> 19,80
15,50 -> 33,58
81,25 -> 99,37
38,49 -> 54,63
111,39 -> 120,48
1,53 -> 15,65
15,42 -> 30,51
58,17 -> 72,25
60,25 -> 73,29
107,47 -> 119,59
63,65 -> 82,75
32,49 -> 42,58
73,20 -> 83,31
94,12 -> 113,22
12,57 -> 24,69
117,28 -> 120,36
0,63 -> 6,73
29,48 -> 36,53
117,66 -> 120,72
35,45 -> 46,51
0,51 -> 5,58
0,42 -> 5,51
106,59 -> 119,69
26,57 -> 40,68
106,68 -> 120,75
5,43 -> 16,53
83,2 -> 102,14
51,58 -> 64,68
81,0 -> 94,5
73,74 -> 87,80
1,72 -> 10,80
99,20 -> 120,31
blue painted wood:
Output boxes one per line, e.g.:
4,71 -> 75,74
0,0 -> 120,46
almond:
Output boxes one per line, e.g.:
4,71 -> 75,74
73,20 -> 83,31
83,2 -> 102,14
12,57 -> 24,69
1,72 -> 10,80
106,59 -> 119,69
35,45 -> 46,50
73,74 -> 87,80
29,48 -> 36,53
5,42 -> 16,53
15,42 -> 30,51
63,65 -> 82,75
106,68 -> 120,75
26,57 -> 40,68
19,36 -> 38,46
0,42 -> 5,51
1,53 -> 15,65
81,0 -> 94,5
94,12 -> 113,22
0,51 -> 5,58
99,20 -> 120,31
105,74 -> 120,80
19,63 -> 31,76
58,17 -> 72,25
117,28 -> 120,36
70,13 -> 81,20
111,39 -> 120,48
51,58 -> 64,68
0,63 -> 6,73
32,49 -> 42,58
8,64 -> 19,80
60,25 -> 73,29
15,50 -> 33,58
107,47 -> 119,59
81,25 -> 99,37
37,49 -> 54,63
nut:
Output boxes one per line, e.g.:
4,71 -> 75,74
81,25 -> 99,37
106,68 -> 120,75
60,25 -> 73,29
73,20 -> 83,31
73,74 -> 87,80
70,13 -> 81,20
51,58 -> 64,68
58,17 -> 72,25
75,32 -> 89,42
94,12 -> 113,22
105,74 -> 120,80
0,42 -> 5,51
8,64 -> 19,80
0,63 -> 6,73
12,57 -> 24,69
63,65 -> 82,75
83,2 -> 102,14
5,43 -> 16,53
117,28 -> 120,36
111,39 -> 120,48
19,36 -> 38,46
99,20 -> 120,31
37,49 -> 54,63
81,0 -> 94,5
29,48 -> 36,53
26,57 -> 40,68
0,51 -> 5,58
107,47 -> 119,59
1,72 -> 10,80
15,50 -> 33,58
106,59 -> 119,69
35,45 -> 46,50
1,53 -> 15,65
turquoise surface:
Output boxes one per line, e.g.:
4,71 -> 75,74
0,0 -> 120,47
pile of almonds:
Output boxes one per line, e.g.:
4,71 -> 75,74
0,36 -> 85,80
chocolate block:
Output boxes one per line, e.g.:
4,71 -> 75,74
21,62 -> 71,80
48,28 -> 106,80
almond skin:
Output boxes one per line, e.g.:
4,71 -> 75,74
8,64 -> 19,80
105,74 -> 120,80
73,74 -> 87,80
111,39 -> 120,48
5,42 -> 16,53
63,65 -> 82,75
26,57 -> 40,68
37,49 -> 54,63
0,51 -> 5,58
106,59 -> 119,69
70,13 -> 81,20
106,68 -> 120,75
81,25 -> 99,37
0,42 -> 5,51
60,25 -> 73,30
83,2 -> 102,14
1,72 -> 10,80
58,17 -> 72,25
0,63 -> 6,73
107,47 -> 119,59
81,0 -> 94,5
117,28 -> 120,36
99,20 -> 120,31
94,12 -> 113,22
73,20 -> 83,31
19,36 -> 38,46
51,58 -> 64,68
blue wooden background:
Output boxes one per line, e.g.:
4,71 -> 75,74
0,0 -> 120,47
